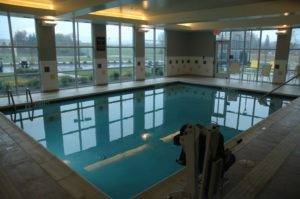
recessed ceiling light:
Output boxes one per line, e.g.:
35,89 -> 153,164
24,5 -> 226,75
142,0 -> 149,9
42,16 -> 56,20
141,133 -> 151,140
282,24 -> 288,27
177,23 -> 193,27
276,29 -> 287,35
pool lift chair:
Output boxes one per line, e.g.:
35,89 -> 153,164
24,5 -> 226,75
168,124 -> 225,199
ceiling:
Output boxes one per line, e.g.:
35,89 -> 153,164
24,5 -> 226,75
1,0 -> 300,30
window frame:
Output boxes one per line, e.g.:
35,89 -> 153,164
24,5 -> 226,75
55,20 -> 94,89
144,28 -> 166,79
217,29 -> 277,83
0,12 -> 41,95
106,23 -> 135,83
286,28 -> 300,85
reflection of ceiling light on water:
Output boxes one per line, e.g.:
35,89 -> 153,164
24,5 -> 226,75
63,160 -> 70,164
141,132 -> 151,140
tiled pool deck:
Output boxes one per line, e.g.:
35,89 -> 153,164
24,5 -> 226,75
0,76 -> 300,198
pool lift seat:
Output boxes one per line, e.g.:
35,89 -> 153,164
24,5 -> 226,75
168,124 -> 225,199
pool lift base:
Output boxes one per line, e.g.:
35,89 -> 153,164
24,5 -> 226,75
168,124 -> 224,199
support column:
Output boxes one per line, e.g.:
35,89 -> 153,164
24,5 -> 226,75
92,23 -> 107,85
135,29 -> 145,81
273,29 -> 292,84
35,19 -> 59,92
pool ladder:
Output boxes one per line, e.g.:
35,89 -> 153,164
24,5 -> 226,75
7,89 -> 16,109
260,74 -> 299,100
6,88 -> 34,109
25,88 -> 34,107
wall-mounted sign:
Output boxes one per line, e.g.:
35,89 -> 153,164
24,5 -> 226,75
96,36 -> 106,51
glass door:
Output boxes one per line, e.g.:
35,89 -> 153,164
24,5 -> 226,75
215,41 -> 230,78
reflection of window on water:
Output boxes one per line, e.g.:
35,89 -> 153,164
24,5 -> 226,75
108,94 -> 134,141
60,100 -> 96,155
144,89 -> 164,129
9,109 -> 46,146
211,91 -> 274,131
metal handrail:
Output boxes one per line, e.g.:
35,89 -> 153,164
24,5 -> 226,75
260,74 -> 299,100
25,88 -> 33,106
6,89 -> 16,109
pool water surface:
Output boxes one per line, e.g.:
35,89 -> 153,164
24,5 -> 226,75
2,83 -> 292,198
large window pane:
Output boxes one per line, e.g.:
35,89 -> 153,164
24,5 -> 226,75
259,50 -> 275,82
250,30 -> 261,49
259,50 -> 275,66
0,13 -> 11,46
77,70 -> 93,85
107,47 -> 120,82
14,48 -> 39,74
145,29 -> 154,47
145,29 -> 165,79
16,74 -> 40,92
231,31 -> 244,49
106,25 -> 119,47
155,48 -> 164,77
0,48 -> 13,74
286,49 -> 300,84
290,28 -> 300,49
145,48 -> 154,66
155,29 -> 165,47
216,31 -> 230,41
107,47 -> 120,67
121,48 -> 133,81
56,48 -> 75,72
287,28 -> 300,84
261,30 -> 277,49
58,71 -> 76,88
0,75 -> 15,93
78,22 -> 92,46
121,26 -> 133,47
56,21 -> 93,88
79,48 -> 93,70
55,21 -> 74,47
121,48 -> 133,65
145,48 -> 154,78
244,31 -> 251,49
242,50 -> 256,81
11,15 -> 37,46
0,14 -> 40,95
288,50 -> 300,71
106,24 -> 134,83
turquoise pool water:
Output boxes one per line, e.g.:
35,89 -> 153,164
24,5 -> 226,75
2,83 -> 292,198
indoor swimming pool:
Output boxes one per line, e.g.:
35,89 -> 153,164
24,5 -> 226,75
2,83 -> 293,198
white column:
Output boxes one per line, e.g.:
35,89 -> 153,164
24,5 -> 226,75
92,23 -> 108,86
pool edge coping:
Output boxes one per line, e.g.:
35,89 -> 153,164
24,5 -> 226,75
0,76 -> 299,110
0,111 -> 111,199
